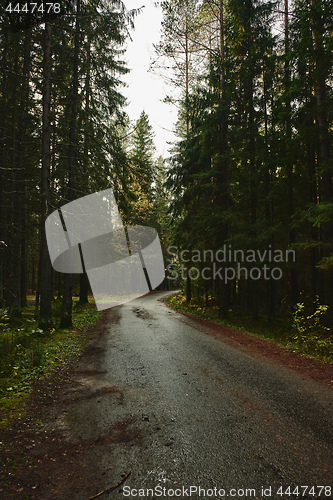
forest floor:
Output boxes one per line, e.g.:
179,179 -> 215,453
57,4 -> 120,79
0,310 -> 120,499
0,292 -> 332,499
164,300 -> 333,388
167,292 -> 333,366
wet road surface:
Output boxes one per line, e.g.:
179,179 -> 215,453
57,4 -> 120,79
50,291 -> 333,499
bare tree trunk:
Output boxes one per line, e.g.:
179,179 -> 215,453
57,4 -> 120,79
248,64 -> 259,320
6,37 -> 21,318
216,0 -> 230,318
0,26 -> 9,309
39,22 -> 53,329
284,0 -> 299,306
184,2 -> 192,303
263,70 -> 276,320
79,32 -> 91,305
60,0 -> 80,327
306,88 -> 319,300
311,0 -> 333,323
17,29 -> 32,309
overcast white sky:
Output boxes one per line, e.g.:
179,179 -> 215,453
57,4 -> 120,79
122,0 -> 178,157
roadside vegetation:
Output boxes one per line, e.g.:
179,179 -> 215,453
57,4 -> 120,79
0,297 -> 101,429
167,292 -> 333,365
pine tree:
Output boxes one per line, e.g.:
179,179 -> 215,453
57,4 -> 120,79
124,111 -> 156,226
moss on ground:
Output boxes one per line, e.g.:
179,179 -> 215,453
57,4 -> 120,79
0,297 -> 102,430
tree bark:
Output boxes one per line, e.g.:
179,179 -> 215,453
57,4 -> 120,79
216,0 -> 229,318
17,29 -> 32,309
60,0 -> 81,328
7,36 -> 21,318
0,26 -> 9,309
285,0 -> 299,306
78,32 -> 91,305
39,22 -> 53,329
311,0 -> 333,323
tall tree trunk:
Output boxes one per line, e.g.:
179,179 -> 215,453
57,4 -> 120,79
184,2 -> 192,304
285,0 -> 299,306
306,90 -> 319,300
263,70 -> 276,320
6,37 -> 21,318
79,32 -> 91,305
17,29 -> 32,309
60,0 -> 80,327
39,22 -> 53,329
311,0 -> 333,323
219,0 -> 225,87
216,0 -> 229,318
0,26 -> 9,308
248,68 -> 258,320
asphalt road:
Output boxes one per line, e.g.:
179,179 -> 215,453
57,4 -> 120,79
55,291 -> 333,499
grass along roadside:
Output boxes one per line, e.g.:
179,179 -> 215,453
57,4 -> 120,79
0,297 -> 102,430
166,292 -> 333,365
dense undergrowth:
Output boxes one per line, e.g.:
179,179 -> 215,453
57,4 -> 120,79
167,292 -> 333,365
0,297 -> 101,429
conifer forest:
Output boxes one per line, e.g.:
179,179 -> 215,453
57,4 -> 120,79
0,0 -> 333,332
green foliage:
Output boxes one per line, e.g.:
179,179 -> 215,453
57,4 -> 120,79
169,291 -> 221,320
0,301 -> 101,403
292,298 -> 330,335
161,0 -> 333,324
167,292 -> 333,364
317,256 -> 333,271
0,0 -> 137,322
290,297 -> 333,361
122,110 -> 169,231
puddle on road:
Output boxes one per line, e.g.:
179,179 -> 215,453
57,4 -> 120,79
132,307 -> 155,321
